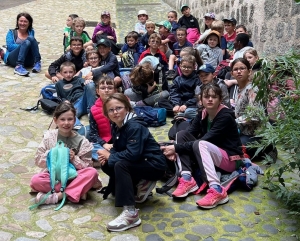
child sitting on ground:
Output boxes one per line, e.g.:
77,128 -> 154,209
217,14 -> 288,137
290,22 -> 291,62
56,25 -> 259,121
89,76 -> 116,164
167,10 -> 180,35
135,10 -> 148,36
140,21 -> 156,49
159,55 -> 200,118
178,5 -> 200,44
120,31 -> 145,68
124,59 -> 169,107
236,25 -> 253,47
167,27 -> 193,79
65,17 -> 93,50
211,20 -> 227,60
197,63 -> 230,108
232,33 -> 252,60
196,30 -> 223,69
138,33 -> 168,90
55,61 -> 96,118
223,18 -> 237,58
30,102 -> 99,206
90,38 -> 121,87
155,20 -> 177,56
46,36 -> 86,83
63,14 -> 78,49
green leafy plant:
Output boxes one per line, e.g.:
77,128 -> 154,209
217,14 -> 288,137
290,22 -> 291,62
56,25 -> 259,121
252,50 -> 300,214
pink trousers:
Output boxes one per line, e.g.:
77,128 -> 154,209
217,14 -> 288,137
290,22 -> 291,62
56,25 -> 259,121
30,167 -> 98,203
193,140 -> 236,186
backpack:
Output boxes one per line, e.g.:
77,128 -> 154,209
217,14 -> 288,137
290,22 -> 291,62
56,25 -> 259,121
213,60 -> 231,79
133,106 -> 167,127
29,141 -> 78,211
122,51 -> 135,68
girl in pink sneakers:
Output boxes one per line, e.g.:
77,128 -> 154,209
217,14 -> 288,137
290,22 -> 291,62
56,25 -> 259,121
161,83 -> 244,209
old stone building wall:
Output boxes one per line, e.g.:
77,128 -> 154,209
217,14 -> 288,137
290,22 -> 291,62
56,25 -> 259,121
163,0 -> 300,57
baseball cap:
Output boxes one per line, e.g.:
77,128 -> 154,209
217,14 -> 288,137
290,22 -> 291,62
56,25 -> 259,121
101,11 -> 110,17
139,56 -> 159,69
138,10 -> 148,16
204,12 -> 216,19
96,38 -> 111,47
155,20 -> 172,31
197,64 -> 215,73
222,17 -> 237,25
180,5 -> 189,12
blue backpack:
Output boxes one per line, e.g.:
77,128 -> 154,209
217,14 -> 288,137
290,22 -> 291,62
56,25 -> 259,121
133,106 -> 167,127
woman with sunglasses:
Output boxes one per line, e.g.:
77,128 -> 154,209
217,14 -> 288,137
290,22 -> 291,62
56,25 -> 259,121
97,93 -> 167,232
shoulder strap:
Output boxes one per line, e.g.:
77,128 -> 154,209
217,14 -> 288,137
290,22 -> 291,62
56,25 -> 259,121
12,29 -> 18,42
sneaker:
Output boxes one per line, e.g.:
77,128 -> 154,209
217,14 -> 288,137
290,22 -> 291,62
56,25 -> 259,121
107,209 -> 141,232
14,65 -> 29,76
35,192 -> 58,204
196,186 -> 229,209
172,177 -> 199,198
135,179 -> 156,203
0,47 -> 6,60
166,69 -> 176,80
32,61 -> 41,73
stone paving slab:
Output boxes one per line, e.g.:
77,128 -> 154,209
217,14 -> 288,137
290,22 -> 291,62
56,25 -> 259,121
0,0 -> 299,240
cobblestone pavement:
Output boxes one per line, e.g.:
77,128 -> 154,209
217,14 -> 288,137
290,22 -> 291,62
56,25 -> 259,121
0,0 -> 299,240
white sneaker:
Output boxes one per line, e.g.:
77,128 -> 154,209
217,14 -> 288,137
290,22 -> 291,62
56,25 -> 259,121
107,209 -> 141,232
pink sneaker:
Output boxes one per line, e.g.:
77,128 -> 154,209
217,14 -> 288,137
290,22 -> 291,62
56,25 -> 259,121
172,177 -> 199,198
35,192 -> 58,204
196,186 -> 229,209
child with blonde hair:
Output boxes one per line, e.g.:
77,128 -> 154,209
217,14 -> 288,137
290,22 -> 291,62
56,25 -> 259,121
140,21 -> 156,49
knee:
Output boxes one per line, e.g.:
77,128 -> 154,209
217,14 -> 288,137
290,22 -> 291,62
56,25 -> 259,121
24,39 -> 31,47
30,173 -> 41,187
176,130 -> 190,143
26,36 -> 35,43
192,140 -> 207,151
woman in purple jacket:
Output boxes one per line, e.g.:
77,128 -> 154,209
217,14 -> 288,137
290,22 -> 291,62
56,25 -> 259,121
92,11 -> 117,43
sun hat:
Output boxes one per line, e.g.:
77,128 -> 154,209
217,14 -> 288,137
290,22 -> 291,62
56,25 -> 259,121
138,10 -> 148,16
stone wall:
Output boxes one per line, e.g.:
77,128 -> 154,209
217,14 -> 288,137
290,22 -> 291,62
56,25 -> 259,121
163,0 -> 300,57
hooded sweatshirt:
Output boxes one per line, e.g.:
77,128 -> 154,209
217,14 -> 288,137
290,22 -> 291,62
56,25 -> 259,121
107,113 -> 167,170
175,105 -> 243,159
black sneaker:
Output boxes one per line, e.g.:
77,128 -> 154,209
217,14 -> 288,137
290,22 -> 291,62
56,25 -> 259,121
166,69 -> 176,80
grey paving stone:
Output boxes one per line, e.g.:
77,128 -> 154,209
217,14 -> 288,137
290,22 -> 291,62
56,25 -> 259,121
203,237 -> 215,241
202,217 -> 215,222
156,222 -> 167,230
185,234 -> 201,241
171,220 -> 184,227
13,211 -> 31,222
0,231 -> 13,241
263,224 -> 279,234
222,206 -> 236,214
257,233 -> 270,237
285,226 -> 298,232
36,219 -> 53,232
280,237 -> 299,241
223,224 -> 243,232
142,224 -> 155,232
172,213 -> 191,218
211,210 -> 222,217
218,238 -> 231,241
145,234 -> 164,241
0,206 -> 9,214
110,234 -> 139,241
15,238 -> 39,241
173,227 -> 186,233
251,198 -> 262,203
192,225 -> 218,236
265,210 -> 279,217
239,238 -> 255,241
179,204 -> 198,212
73,215 -> 91,224
25,231 -> 47,238
51,212 -> 70,221
242,220 -> 255,228
243,204 -> 257,213
157,207 -> 175,213
163,232 -> 173,237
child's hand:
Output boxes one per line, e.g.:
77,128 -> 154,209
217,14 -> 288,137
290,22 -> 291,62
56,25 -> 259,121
103,143 -> 113,151
147,82 -> 156,93
97,30 -> 103,35
179,105 -> 187,112
64,33 -> 69,38
51,76 -> 59,83
97,149 -> 110,166
173,105 -> 180,113
107,36 -> 114,40
83,61 -> 89,67
69,149 -> 75,162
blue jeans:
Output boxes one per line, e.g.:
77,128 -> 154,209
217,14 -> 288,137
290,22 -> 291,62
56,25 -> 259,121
184,107 -> 198,119
92,143 -> 104,161
7,36 -> 41,67
73,82 -> 96,118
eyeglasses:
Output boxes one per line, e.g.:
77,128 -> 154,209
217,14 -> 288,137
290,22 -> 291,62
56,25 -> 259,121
232,67 -> 247,72
108,106 -> 125,114
180,65 -> 193,70
88,57 -> 99,61
99,86 -> 114,91
71,44 -> 82,47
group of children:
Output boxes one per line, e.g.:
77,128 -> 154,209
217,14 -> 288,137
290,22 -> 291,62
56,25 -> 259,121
28,4 -> 283,233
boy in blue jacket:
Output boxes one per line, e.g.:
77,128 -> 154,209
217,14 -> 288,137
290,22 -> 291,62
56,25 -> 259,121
120,31 -> 145,68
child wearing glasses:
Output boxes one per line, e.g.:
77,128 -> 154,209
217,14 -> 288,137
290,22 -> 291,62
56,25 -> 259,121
97,93 -> 167,232
89,76 -> 116,164
160,55 -> 200,118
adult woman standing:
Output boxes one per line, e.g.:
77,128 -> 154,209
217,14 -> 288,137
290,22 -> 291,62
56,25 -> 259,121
3,12 -> 41,76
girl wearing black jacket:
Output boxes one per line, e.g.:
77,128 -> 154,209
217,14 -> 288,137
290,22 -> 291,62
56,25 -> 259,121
161,83 -> 244,209
97,93 -> 167,232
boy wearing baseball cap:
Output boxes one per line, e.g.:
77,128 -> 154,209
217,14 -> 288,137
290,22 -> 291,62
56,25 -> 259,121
155,20 -> 176,54
135,10 -> 148,36
178,5 -> 200,44
197,64 -> 230,108
91,38 -> 121,87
